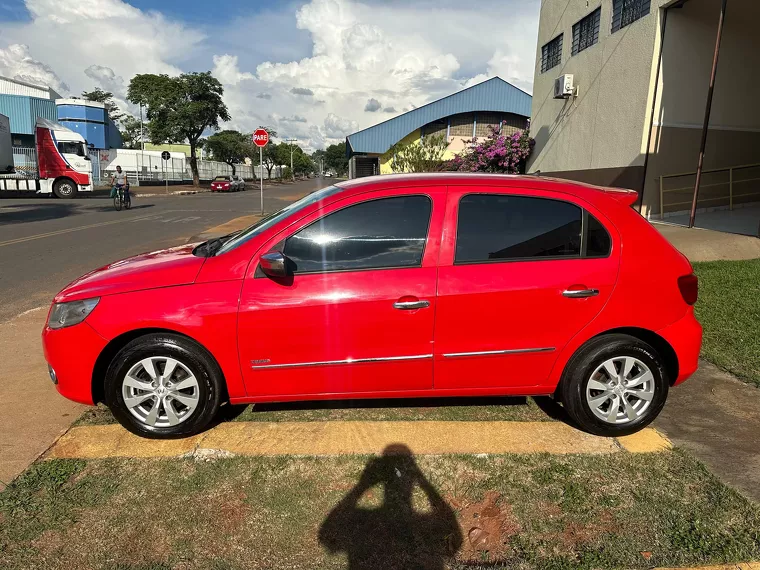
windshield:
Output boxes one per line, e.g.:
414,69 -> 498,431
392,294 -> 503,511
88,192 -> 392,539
215,185 -> 343,255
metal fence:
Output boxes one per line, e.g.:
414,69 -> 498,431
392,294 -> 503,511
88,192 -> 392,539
659,163 -> 760,218
7,147 -> 37,179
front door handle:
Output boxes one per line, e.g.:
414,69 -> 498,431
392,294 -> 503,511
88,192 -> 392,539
393,300 -> 430,310
562,288 -> 600,298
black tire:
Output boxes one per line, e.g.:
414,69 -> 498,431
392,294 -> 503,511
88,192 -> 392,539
104,333 -> 224,438
113,194 -> 122,211
558,334 -> 669,437
53,178 -> 77,199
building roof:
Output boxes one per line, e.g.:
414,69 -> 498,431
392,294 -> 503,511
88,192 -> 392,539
0,75 -> 62,100
345,77 -> 532,156
56,98 -> 107,109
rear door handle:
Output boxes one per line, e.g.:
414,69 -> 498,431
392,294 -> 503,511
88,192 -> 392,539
562,288 -> 600,298
393,300 -> 430,310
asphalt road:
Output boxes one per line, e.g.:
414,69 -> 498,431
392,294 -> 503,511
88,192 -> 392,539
0,179 -> 333,323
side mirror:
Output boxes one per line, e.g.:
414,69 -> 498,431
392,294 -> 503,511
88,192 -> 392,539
260,251 -> 290,278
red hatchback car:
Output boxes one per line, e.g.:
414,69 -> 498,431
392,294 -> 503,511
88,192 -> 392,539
43,174 -> 702,438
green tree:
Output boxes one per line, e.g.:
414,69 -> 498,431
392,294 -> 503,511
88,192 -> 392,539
384,134 -> 448,173
127,72 -> 230,186
119,115 -> 143,150
324,142 -> 348,177
205,130 -> 253,175
311,149 -> 326,174
81,88 -> 124,123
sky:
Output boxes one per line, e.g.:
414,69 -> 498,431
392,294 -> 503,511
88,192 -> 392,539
0,0 -> 540,152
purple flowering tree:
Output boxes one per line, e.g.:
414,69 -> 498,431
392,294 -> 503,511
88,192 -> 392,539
445,122 -> 535,174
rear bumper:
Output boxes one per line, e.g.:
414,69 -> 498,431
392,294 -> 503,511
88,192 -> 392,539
42,320 -> 107,405
656,308 -> 703,386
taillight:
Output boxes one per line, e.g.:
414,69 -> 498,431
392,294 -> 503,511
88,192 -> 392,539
678,274 -> 698,305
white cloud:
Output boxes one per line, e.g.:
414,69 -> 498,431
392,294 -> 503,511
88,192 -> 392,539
212,54 -> 254,85
323,113 -> 358,137
0,43 -> 69,93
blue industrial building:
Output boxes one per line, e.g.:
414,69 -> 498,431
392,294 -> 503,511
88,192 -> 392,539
345,76 -> 532,178
0,94 -> 58,147
0,76 -> 122,150
56,99 -> 123,150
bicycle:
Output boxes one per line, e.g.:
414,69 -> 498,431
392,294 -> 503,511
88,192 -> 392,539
113,185 -> 131,211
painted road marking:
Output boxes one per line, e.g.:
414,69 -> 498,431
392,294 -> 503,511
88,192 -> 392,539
0,214 -> 159,248
47,422 -> 673,460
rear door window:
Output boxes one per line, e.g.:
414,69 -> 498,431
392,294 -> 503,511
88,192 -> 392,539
284,195 -> 432,273
456,194 -> 582,263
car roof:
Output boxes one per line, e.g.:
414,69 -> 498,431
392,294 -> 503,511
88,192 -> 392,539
333,173 -> 637,207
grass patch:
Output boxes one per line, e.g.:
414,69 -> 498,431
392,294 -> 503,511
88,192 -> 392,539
74,396 -> 559,427
1,451 -> 758,570
694,259 -> 760,387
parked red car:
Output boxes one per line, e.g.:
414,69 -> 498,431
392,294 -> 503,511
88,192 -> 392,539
210,175 -> 245,192
43,174 -> 702,438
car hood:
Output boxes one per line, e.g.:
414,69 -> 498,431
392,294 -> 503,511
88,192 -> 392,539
54,244 -> 205,303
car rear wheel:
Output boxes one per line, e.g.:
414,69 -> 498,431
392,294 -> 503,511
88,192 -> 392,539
104,333 -> 223,438
558,334 -> 669,437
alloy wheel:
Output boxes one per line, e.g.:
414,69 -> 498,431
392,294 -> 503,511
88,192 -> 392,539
585,356 -> 655,425
121,356 -> 200,427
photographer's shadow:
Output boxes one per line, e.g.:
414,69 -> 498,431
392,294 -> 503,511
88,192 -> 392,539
319,444 -> 462,569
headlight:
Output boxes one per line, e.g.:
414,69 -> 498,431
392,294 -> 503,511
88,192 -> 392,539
48,298 -> 100,329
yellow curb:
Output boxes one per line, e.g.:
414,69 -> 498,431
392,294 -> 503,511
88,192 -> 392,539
47,422 -> 671,460
48,425 -> 203,459
617,428 -> 673,453
655,562 -> 760,570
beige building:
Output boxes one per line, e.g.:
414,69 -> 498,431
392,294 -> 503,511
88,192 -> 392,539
528,0 -> 760,230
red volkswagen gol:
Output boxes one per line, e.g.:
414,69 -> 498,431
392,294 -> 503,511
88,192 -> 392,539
43,174 -> 702,438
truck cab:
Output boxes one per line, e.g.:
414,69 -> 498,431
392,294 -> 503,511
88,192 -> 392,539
35,118 -> 93,198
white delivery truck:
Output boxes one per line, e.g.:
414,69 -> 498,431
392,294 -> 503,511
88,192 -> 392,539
0,117 -> 93,198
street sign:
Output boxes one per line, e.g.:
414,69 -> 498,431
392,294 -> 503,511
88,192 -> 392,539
252,129 -> 269,147
161,151 -> 171,161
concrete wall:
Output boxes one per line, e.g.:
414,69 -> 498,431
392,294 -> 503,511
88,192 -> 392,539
528,0 -> 666,183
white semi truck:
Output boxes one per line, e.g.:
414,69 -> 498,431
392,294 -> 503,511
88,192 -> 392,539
0,116 -> 93,198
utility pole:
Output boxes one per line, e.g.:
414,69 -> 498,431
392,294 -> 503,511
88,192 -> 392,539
285,138 -> 297,181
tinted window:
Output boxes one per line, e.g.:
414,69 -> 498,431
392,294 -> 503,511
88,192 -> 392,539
586,214 -> 611,257
284,196 -> 431,273
214,176 -> 231,181
456,194 -> 582,263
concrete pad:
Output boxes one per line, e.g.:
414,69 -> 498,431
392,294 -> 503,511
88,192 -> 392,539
653,222 -> 760,262
656,359 -> 760,503
0,309 -> 84,488
617,428 -> 672,453
46,421 -> 673,459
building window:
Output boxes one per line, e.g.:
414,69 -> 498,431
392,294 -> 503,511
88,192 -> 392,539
449,113 -> 475,137
541,34 -> 563,73
612,0 -> 651,33
572,8 -> 601,55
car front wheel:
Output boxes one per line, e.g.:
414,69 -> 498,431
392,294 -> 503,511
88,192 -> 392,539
104,333 -> 223,438
558,334 -> 669,437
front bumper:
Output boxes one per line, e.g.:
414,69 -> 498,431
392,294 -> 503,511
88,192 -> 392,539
42,320 -> 108,405
656,308 -> 703,386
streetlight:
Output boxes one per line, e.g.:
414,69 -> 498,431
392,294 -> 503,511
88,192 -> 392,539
285,138 -> 297,181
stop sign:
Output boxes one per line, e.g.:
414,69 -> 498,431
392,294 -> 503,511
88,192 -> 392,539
252,129 -> 269,147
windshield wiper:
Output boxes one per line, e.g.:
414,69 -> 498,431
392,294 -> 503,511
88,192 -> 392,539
194,231 -> 240,258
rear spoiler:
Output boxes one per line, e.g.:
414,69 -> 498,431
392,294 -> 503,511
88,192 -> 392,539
603,188 -> 639,207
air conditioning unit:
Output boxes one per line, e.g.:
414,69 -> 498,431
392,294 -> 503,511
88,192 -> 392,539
554,74 -> 574,99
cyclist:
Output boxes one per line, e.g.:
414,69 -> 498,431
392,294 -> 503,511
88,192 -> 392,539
110,166 -> 130,203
